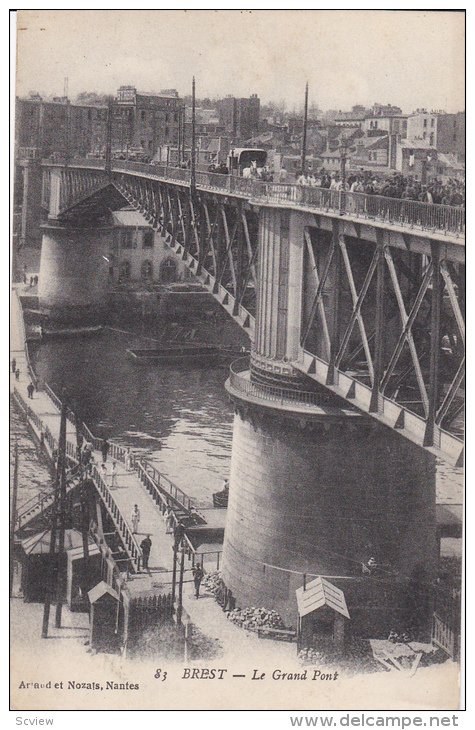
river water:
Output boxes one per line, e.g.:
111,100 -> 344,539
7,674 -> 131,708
29,325 -> 236,507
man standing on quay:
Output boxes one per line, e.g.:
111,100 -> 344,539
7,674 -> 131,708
140,535 -> 152,571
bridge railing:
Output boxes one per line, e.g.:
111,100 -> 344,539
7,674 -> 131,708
47,159 -> 465,236
137,459 -> 194,512
229,357 -> 331,408
90,464 -> 142,571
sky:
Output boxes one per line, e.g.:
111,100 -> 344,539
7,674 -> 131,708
14,10 -> 465,113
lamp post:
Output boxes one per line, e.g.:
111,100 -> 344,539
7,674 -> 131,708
340,139 -> 348,190
190,76 -> 196,195
300,81 -> 309,176
339,139 -> 348,215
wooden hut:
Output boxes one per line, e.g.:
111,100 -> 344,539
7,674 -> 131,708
296,576 -> 350,652
88,581 -> 122,653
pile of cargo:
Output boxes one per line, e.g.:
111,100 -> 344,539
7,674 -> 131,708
201,571 -> 222,596
201,573 -> 288,634
225,606 -> 285,631
298,647 -> 325,665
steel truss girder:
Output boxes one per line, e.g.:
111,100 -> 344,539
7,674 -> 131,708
300,228 -> 464,465
110,174 -> 256,336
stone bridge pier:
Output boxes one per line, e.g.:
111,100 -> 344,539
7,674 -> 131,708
38,222 -> 110,324
223,207 -> 437,638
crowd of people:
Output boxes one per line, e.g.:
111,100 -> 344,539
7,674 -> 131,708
293,169 -> 465,207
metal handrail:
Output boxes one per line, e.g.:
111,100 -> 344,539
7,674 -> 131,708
54,158 -> 465,236
91,464 -> 142,571
182,533 -> 222,571
229,357 -> 331,408
14,291 -> 40,389
137,460 -> 194,512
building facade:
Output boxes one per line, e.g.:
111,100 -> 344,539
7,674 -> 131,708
114,86 -> 183,154
108,209 -> 189,285
15,86 -> 185,162
217,94 -> 260,141
406,111 -> 465,160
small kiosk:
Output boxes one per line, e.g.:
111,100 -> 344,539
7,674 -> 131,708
296,576 -> 350,652
88,581 -> 122,654
19,528 -> 99,604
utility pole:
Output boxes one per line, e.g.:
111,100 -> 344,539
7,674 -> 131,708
190,77 -> 196,195
105,96 -> 113,174
300,81 -> 309,176
65,98 -> 71,167
42,404 -> 66,638
10,439 -> 19,598
177,105 -> 183,165
55,397 -> 68,628
171,540 -> 178,605
80,482 -> 90,598
177,545 -> 185,625
181,105 -> 186,165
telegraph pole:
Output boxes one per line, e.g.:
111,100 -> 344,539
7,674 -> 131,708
300,82 -> 309,176
10,439 -> 19,598
181,105 -> 186,164
55,397 -> 69,628
105,96 -> 113,174
177,545 -> 185,625
42,403 -> 66,638
190,77 -> 196,195
177,106 -> 182,165
64,77 -> 70,166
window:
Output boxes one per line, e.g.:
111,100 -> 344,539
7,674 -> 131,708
120,229 -> 135,249
141,260 -> 153,281
141,110 -> 146,121
119,260 -> 131,280
165,127 -> 169,137
160,258 -> 177,283
431,118 -> 435,127
165,114 -> 169,123
429,133 -> 434,146
143,230 -> 154,248
423,118 -> 427,127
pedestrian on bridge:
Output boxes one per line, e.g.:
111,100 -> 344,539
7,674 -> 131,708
125,448 -> 133,471
165,506 -> 174,534
101,438 -> 110,463
140,535 -> 152,571
173,521 -> 185,550
110,461 -> 118,488
11,358 -> 16,374
15,368 -> 20,381
131,504 -> 141,534
27,382 -> 34,399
